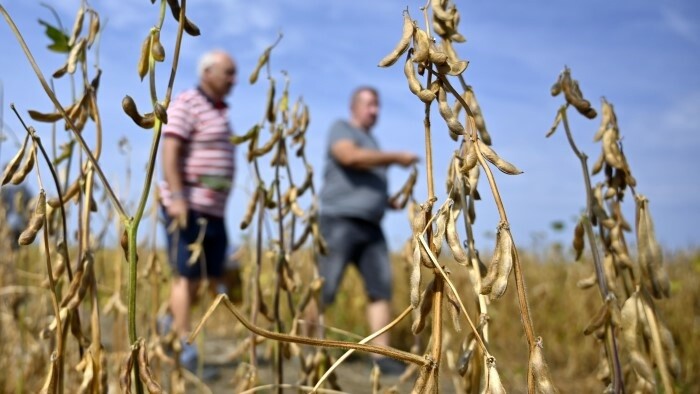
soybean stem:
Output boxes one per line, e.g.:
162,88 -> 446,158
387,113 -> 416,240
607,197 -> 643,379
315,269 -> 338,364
191,295 -> 427,365
559,105 -> 624,394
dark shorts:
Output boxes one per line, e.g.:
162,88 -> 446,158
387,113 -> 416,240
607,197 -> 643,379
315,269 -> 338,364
318,215 -> 392,305
162,207 -> 228,279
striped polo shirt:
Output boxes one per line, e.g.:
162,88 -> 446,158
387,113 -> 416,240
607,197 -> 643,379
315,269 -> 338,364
160,87 -> 235,218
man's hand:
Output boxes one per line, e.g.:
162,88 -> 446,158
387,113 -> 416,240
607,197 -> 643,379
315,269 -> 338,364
167,198 -> 188,229
394,152 -> 419,167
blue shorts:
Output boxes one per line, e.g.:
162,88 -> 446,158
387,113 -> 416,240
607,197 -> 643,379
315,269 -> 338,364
162,207 -> 228,279
318,215 -> 392,305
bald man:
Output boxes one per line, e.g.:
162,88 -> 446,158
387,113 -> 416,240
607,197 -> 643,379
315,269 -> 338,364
159,50 -> 237,373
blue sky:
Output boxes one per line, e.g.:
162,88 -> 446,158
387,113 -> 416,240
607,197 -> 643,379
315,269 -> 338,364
1,0 -> 698,253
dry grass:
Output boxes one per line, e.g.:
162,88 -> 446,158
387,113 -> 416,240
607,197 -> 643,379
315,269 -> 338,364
0,238 -> 697,392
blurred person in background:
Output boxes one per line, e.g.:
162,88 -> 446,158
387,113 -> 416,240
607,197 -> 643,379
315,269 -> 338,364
159,49 -> 237,374
0,180 -> 31,251
311,86 -> 418,375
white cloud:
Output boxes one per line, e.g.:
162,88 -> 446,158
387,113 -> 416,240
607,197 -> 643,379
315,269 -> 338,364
662,6 -> 700,45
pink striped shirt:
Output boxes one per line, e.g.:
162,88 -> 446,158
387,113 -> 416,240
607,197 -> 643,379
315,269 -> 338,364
160,88 -> 235,217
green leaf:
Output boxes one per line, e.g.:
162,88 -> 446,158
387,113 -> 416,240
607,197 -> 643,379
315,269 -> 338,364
38,19 -> 70,53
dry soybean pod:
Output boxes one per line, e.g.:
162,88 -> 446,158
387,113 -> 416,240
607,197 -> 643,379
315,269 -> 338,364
67,7 -> 85,47
27,109 -> 64,123
430,203 -> 448,256
150,29 -> 165,62
410,243 -> 422,308
489,225 -> 514,300
459,139 -> 478,174
464,88 -> 491,145
485,359 -> 506,394
119,350 -> 135,394
437,86 -> 464,140
18,190 -> 46,245
477,139 -> 523,175
572,218 -> 585,260
583,303 -> 609,336
240,187 -> 261,229
411,28 -> 430,64
153,102 -> 168,124
528,338 -> 559,394
428,43 -> 448,65
445,286 -> 461,332
10,142 -> 35,185
431,0 -> 454,23
165,0 -> 200,36
137,340 -> 163,393
404,51 -> 435,103
378,12 -> 414,67
1,134 -> 28,186
636,195 -> 670,298
621,292 -> 656,386
137,34 -> 150,80
38,355 -> 59,394
86,10 -> 100,48
602,130 -> 625,169
250,129 -> 282,159
594,100 -> 613,142
480,229 -> 503,295
66,38 -> 86,75
249,48 -> 270,84
445,204 -> 468,265
412,279 -> 435,334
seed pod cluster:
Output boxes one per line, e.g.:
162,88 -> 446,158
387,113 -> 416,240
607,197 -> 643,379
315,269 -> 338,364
635,195 -> 670,298
431,0 -> 466,43
481,222 -> 514,300
551,67 -> 597,119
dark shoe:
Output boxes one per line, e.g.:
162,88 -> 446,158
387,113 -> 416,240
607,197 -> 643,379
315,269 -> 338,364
374,357 -> 406,376
180,342 -> 220,381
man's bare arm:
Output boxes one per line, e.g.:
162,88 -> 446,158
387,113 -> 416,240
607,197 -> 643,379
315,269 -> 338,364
162,136 -> 188,226
331,139 -> 417,171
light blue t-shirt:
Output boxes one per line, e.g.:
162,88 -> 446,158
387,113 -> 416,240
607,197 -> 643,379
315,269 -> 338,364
319,120 -> 388,224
